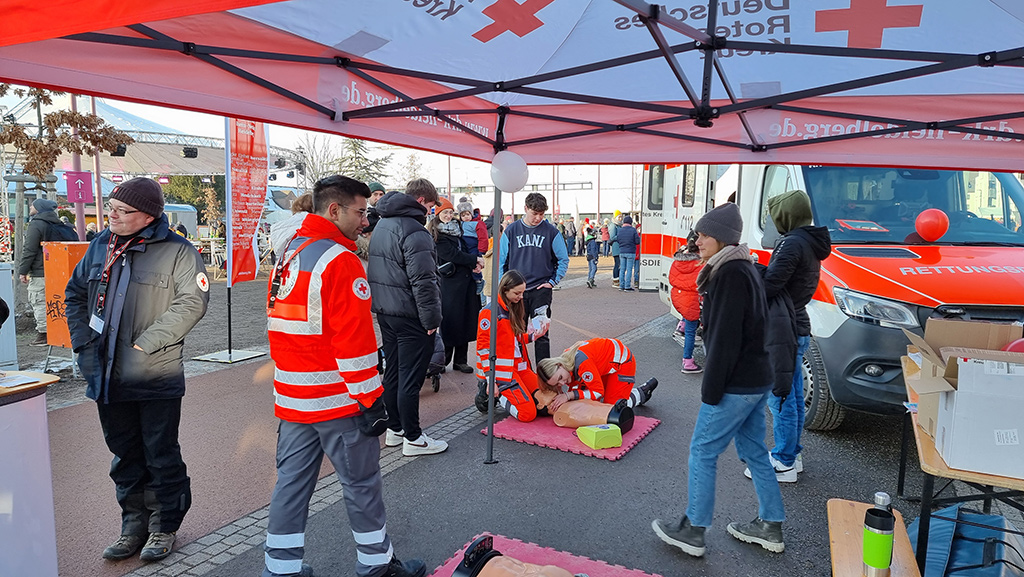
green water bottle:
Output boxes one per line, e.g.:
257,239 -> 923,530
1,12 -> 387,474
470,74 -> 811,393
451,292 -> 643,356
863,492 -> 894,577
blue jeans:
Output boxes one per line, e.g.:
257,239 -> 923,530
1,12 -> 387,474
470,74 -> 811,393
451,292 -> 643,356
769,335 -> 810,467
633,256 -> 640,286
620,255 -> 636,289
612,255 -> 620,280
587,259 -> 597,280
682,318 -> 699,359
564,236 -> 573,256
686,392 -> 786,528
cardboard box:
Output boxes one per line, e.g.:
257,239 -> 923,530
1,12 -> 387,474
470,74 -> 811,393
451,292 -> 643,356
902,318 -> 1024,478
935,356 -> 1024,479
902,319 -> 1023,438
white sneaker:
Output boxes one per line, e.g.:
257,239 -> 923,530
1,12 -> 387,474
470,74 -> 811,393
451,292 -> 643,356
384,428 -> 405,447
402,433 -> 448,456
794,453 -> 804,473
743,454 -> 798,483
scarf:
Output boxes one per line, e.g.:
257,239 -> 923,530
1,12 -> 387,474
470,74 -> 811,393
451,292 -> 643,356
438,220 -> 462,237
695,243 -> 755,294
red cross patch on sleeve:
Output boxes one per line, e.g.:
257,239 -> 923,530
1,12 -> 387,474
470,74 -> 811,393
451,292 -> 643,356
353,277 -> 371,300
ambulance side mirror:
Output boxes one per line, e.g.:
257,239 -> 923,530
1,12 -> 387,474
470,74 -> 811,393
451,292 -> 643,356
762,214 -> 781,249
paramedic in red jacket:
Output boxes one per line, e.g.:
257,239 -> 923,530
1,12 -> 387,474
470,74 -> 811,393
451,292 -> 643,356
536,338 -> 658,412
474,270 -> 548,421
265,175 -> 424,577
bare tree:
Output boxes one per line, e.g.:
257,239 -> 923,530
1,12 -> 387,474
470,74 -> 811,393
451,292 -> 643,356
628,164 -> 644,213
394,152 -> 424,189
203,186 -> 224,225
293,133 -> 341,189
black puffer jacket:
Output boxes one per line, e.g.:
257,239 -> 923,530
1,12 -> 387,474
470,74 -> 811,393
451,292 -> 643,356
758,263 -> 798,398
763,225 -> 831,335
367,192 -> 441,331
18,209 -> 64,276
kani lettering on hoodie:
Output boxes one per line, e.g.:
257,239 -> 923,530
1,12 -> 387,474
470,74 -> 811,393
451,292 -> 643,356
515,234 -> 547,249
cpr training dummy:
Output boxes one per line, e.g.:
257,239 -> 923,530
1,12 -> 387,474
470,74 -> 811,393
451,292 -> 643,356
536,338 -> 659,434
474,270 -> 549,422
453,535 -> 589,577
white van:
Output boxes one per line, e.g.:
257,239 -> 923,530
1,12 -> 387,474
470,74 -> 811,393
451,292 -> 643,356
642,164 -> 1024,429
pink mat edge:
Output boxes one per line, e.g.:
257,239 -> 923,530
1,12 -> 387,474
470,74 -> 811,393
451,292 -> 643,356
428,533 -> 664,577
479,416 -> 660,461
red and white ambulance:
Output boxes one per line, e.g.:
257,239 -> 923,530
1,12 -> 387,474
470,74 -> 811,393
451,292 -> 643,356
641,164 -> 1024,430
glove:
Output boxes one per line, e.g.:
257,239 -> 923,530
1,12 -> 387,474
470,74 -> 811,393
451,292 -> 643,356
354,396 -> 389,437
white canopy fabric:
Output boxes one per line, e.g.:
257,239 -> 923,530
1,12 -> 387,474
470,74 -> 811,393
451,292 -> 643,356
4,0 -> 1024,170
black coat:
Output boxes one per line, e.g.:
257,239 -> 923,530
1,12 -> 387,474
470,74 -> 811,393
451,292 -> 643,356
435,231 -> 480,347
367,192 -> 442,331
700,259 -> 773,405
763,225 -> 831,336
758,263 -> 798,399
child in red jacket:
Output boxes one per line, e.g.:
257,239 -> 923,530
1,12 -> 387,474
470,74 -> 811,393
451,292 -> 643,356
669,231 -> 703,373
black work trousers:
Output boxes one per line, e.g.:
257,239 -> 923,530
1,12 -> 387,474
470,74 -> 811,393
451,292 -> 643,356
96,397 -> 191,535
377,313 -> 433,442
523,286 -> 553,365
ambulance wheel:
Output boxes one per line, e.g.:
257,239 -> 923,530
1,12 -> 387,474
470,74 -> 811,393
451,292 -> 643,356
431,374 -> 440,392
803,338 -> 846,431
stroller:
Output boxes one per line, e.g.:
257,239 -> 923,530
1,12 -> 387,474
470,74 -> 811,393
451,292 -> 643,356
425,328 -> 445,392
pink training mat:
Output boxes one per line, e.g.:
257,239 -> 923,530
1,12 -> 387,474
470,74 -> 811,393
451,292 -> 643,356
429,533 -> 663,577
480,415 -> 660,461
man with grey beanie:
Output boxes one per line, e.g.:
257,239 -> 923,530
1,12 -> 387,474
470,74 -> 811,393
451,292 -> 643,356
652,202 -> 786,558
19,198 -> 77,345
65,177 -> 210,563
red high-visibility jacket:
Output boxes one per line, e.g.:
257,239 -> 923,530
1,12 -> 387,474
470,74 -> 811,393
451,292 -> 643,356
475,297 -> 537,393
564,338 -> 635,404
268,215 -> 381,424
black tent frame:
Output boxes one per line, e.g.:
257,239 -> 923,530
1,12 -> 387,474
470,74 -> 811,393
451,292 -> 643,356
65,1 -> 1024,158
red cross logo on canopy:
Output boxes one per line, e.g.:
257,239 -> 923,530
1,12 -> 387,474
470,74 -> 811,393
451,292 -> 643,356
815,0 -> 923,49
473,0 -> 555,43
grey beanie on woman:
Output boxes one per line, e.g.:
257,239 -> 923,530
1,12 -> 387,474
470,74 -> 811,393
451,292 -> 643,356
694,202 -> 743,245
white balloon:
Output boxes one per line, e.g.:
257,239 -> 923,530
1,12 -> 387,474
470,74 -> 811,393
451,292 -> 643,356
490,150 -> 529,193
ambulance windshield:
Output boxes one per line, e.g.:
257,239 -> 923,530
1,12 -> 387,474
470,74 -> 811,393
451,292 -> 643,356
802,166 -> 1024,245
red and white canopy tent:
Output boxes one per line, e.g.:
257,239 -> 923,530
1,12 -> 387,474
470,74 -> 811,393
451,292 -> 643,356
4,0 -> 1024,172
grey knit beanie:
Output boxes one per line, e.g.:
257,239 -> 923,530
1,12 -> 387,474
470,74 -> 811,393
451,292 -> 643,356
694,202 -> 743,245
110,177 -> 164,217
456,201 -> 474,215
32,198 -> 58,213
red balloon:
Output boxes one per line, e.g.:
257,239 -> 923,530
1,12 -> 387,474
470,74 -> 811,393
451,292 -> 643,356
915,208 -> 949,242
1002,338 -> 1024,353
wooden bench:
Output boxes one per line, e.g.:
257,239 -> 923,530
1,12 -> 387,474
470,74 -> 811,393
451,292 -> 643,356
827,498 -> 921,577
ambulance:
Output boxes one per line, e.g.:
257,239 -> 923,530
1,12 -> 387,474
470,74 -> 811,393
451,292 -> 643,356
641,164 -> 1024,430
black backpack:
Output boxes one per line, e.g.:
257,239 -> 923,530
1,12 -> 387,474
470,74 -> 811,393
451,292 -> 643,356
46,221 -> 80,242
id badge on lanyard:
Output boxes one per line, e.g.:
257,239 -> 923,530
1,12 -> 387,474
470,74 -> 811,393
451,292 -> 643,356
92,236 -> 138,333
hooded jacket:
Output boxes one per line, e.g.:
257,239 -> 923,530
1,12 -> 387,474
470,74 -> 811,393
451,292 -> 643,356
765,191 -> 832,336
65,215 -> 210,403
669,250 -> 702,321
18,205 -> 64,277
367,191 -> 441,331
763,226 -> 830,336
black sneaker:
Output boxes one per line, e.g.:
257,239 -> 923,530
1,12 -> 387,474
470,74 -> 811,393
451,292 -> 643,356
453,363 -> 474,374
652,516 -> 706,557
29,332 -> 48,346
475,382 -> 490,413
727,517 -> 785,553
380,556 -> 426,577
102,534 -> 146,560
637,378 -> 658,405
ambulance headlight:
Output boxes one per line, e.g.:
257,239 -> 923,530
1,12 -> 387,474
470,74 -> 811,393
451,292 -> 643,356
832,287 -> 920,329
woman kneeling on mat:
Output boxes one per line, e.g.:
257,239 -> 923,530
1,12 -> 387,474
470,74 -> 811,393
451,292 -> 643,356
536,339 -> 658,413
474,270 -> 549,421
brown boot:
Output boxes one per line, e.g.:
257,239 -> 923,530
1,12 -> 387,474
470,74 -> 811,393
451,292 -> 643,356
29,332 -> 48,346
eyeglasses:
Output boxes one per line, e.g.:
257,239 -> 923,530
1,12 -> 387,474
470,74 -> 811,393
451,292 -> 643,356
340,205 -> 368,218
105,203 -> 140,216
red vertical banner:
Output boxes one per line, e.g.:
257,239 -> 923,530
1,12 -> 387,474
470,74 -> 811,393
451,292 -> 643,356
225,118 -> 268,286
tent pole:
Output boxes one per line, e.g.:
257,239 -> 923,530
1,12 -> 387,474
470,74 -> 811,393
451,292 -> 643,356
485,185 -> 503,464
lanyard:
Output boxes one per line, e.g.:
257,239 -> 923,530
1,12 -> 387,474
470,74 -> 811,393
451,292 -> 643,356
268,236 -> 318,309
94,235 -> 142,316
